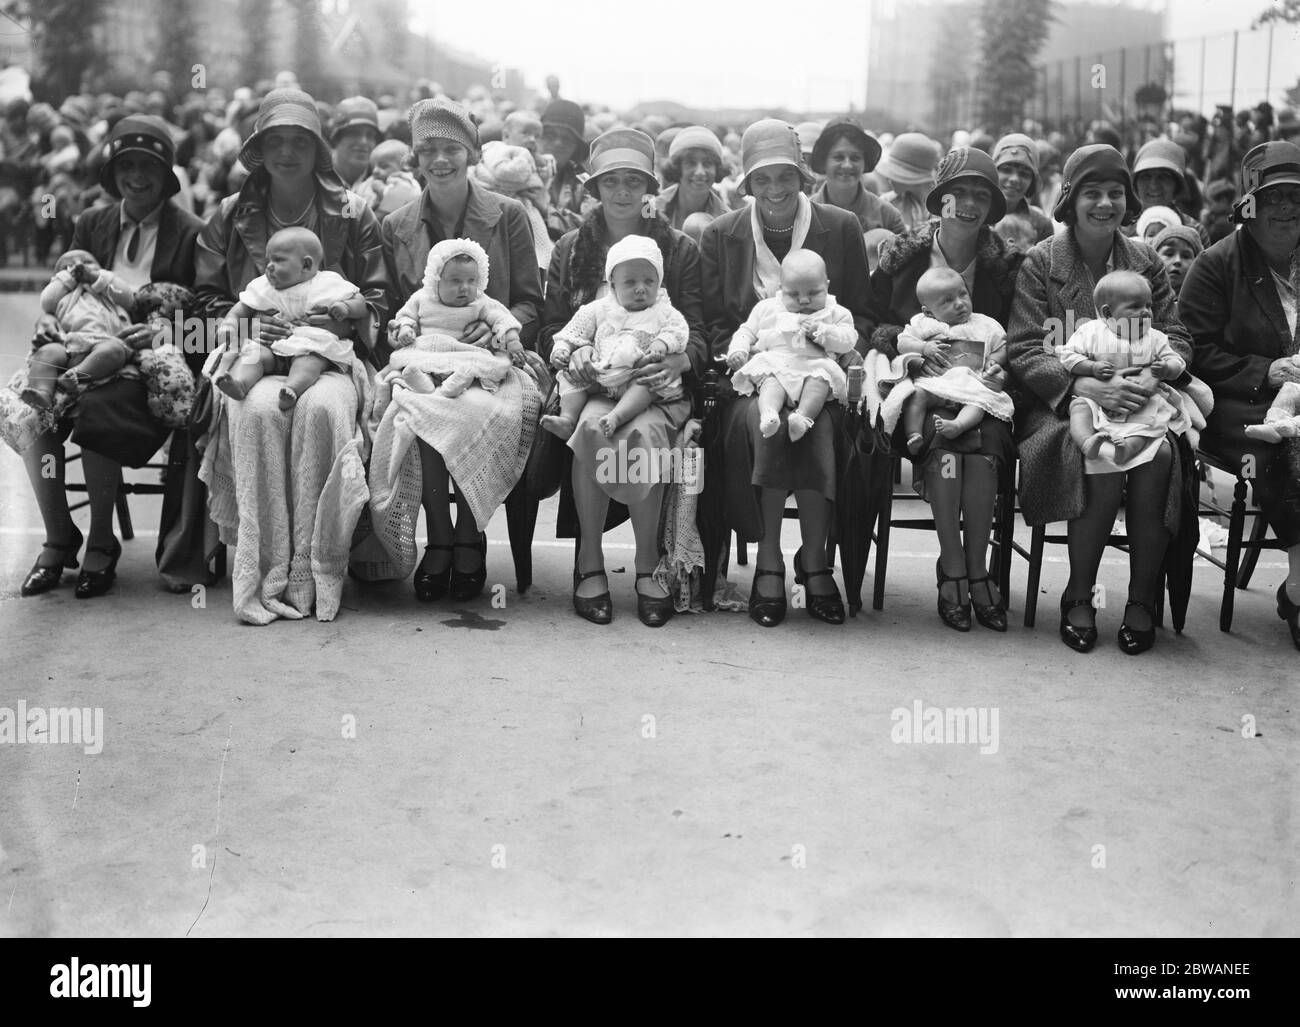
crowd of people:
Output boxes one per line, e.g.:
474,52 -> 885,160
4,68 -> 1300,656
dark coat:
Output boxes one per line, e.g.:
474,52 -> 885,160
1006,229 -> 1191,529
539,210 -> 708,375
195,172 -> 389,368
1179,227 -> 1300,467
811,181 -> 906,235
863,221 -> 1021,356
72,198 -> 203,288
699,200 -> 873,356
380,179 -> 543,362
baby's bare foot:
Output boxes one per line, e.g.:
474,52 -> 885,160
19,387 -> 52,410
278,386 -> 298,411
540,414 -> 576,440
213,373 -> 248,400
906,432 -> 925,456
597,413 -> 619,437
1080,432 -> 1106,460
933,415 -> 963,440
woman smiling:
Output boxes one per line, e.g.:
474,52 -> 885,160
809,116 -> 904,236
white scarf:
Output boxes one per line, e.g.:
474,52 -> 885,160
751,192 -> 812,300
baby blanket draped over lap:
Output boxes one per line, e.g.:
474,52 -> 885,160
197,347 -> 374,625
365,335 -> 540,580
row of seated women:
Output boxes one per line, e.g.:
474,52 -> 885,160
13,90 -> 1300,656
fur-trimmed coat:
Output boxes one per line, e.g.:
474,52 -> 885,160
863,222 -> 1022,358
1006,229 -> 1192,529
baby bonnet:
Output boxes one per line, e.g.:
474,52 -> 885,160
424,237 -> 490,293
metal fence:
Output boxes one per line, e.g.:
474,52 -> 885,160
1034,22 -> 1300,132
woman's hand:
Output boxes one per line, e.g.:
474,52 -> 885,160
1072,372 -> 1156,415
250,314 -> 293,345
33,313 -> 63,344
1267,357 -> 1300,390
461,318 -> 492,347
117,323 -> 155,351
567,345 -> 599,387
920,341 -> 952,376
982,363 -> 1007,392
301,306 -> 352,338
633,352 -> 689,393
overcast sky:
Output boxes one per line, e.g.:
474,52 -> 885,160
412,0 -> 1287,110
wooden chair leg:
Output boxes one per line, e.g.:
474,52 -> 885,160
994,485 -> 1014,608
736,535 -> 748,566
1221,478 -> 1247,632
1024,523 -> 1045,628
1236,512 -> 1267,589
115,487 -> 134,542
214,544 -> 227,581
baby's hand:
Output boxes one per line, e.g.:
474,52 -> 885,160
327,299 -> 353,322
392,322 -> 416,348
506,338 -> 526,367
1094,361 -> 1116,380
647,341 -> 668,361
726,349 -> 748,372
803,322 -> 819,341
921,340 -> 945,359
550,342 -> 572,370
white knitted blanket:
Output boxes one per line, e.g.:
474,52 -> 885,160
365,337 -> 540,580
198,352 -> 374,625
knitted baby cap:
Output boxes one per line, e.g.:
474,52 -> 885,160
605,234 -> 663,284
1135,204 -> 1181,239
424,238 -> 490,293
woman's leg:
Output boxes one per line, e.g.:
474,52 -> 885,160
1121,440 -> 1173,630
572,456 -> 613,598
794,487 -> 836,595
80,449 -> 124,572
418,438 -> 454,575
754,486 -> 788,598
960,453 -> 999,603
22,430 -> 75,566
924,452 -> 968,605
1063,471 -> 1124,628
629,482 -> 668,597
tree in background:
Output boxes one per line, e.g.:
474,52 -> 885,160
291,0 -> 323,96
975,0 -> 1054,135
930,5 -> 977,138
155,0 -> 199,102
1252,0 -> 1300,27
19,0 -> 105,99
240,0 -> 271,87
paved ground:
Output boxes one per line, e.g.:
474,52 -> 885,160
0,291 -> 1295,937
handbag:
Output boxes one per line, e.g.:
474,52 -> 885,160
520,371 -> 565,501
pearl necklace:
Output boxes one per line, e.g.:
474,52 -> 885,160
763,222 -> 795,234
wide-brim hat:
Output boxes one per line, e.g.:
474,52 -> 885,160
238,88 -> 336,177
586,127 -> 658,194
1052,143 -> 1140,225
541,99 -> 589,164
737,119 -> 813,197
810,116 -> 882,175
875,132 -> 940,187
1232,141 -> 1300,223
98,114 -> 182,200
1132,138 -> 1187,197
329,95 -> 380,145
991,132 -> 1040,197
925,146 -> 1007,224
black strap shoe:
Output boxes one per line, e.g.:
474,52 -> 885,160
449,534 -> 487,601
936,559 -> 971,632
635,572 -> 674,627
414,543 -> 452,602
74,538 -> 121,600
793,547 -> 845,624
20,526 -> 83,597
969,575 -> 1007,632
748,566 -> 787,627
573,568 -> 612,624
1117,599 -> 1156,656
1059,595 -> 1098,653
